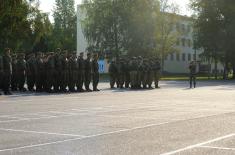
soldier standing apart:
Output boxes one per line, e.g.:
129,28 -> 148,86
84,53 -> 92,92
0,55 -> 3,95
26,53 -> 36,91
92,53 -> 100,91
189,61 -> 197,88
2,48 -> 12,95
17,53 -> 27,91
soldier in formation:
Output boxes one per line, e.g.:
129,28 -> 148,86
0,48 -> 100,95
108,56 -> 161,90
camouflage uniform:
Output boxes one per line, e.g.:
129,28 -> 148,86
108,60 -> 118,88
61,52 -> 69,92
2,48 -> 12,95
129,58 -> 138,89
153,59 -> 161,88
54,52 -> 62,92
68,52 -> 78,92
16,54 -> 26,91
124,59 -> 130,88
189,61 -> 197,88
11,54 -> 18,91
35,53 -> 44,92
46,53 -> 55,92
92,54 -> 100,91
0,56 -> 3,94
77,53 -> 85,92
26,54 -> 36,91
147,60 -> 154,89
84,53 -> 92,91
117,59 -> 125,88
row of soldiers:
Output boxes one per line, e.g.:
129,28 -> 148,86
0,48 -> 100,95
109,56 -> 161,89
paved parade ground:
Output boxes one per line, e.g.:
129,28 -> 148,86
0,81 -> 235,155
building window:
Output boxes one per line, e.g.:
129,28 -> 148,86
176,53 -> 180,61
182,53 -> 186,61
188,39 -> 191,47
182,38 -> 186,46
182,24 -> 185,32
188,54 -> 191,61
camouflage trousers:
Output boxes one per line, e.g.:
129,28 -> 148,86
117,73 -> 125,88
153,71 -> 161,88
92,72 -> 99,90
109,73 -> 117,88
130,71 -> 138,88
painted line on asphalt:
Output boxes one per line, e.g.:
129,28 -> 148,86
0,121 -> 170,152
199,145 -> 235,151
0,128 -> 86,138
1,113 -> 235,153
160,134 -> 235,155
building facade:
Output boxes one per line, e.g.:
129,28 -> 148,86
77,5 -> 224,74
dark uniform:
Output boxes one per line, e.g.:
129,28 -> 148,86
16,54 -> 26,91
77,53 -> 85,92
84,53 -> 92,92
46,53 -> 55,92
153,59 -> 161,88
11,54 -> 18,91
123,59 -> 130,88
0,55 -> 3,95
117,59 -> 125,88
189,61 -> 197,88
129,57 -> 138,89
61,52 -> 69,92
92,54 -> 100,91
35,53 -> 44,92
108,60 -> 118,88
68,52 -> 78,92
54,52 -> 63,92
2,48 -> 12,95
26,54 -> 36,91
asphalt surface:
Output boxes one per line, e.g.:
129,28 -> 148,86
0,81 -> 235,155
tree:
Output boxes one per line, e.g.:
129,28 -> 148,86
190,0 -> 235,79
53,0 -> 76,51
82,0 -> 159,58
154,0 -> 180,71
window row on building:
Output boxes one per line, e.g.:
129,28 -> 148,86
166,53 -> 196,62
176,23 -> 191,34
176,38 -> 192,47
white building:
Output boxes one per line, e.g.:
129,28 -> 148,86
77,5 -> 224,74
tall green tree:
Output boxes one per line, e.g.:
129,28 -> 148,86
191,0 -> 235,79
82,0 -> 159,58
154,0 -> 180,71
53,0 -> 76,51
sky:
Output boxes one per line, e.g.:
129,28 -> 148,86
39,0 -> 192,20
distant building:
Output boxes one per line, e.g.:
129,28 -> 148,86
77,5 -> 224,74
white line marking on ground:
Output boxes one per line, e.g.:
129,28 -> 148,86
0,122 -> 171,152
199,146 -> 235,151
160,134 -> 235,155
0,128 -> 86,138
